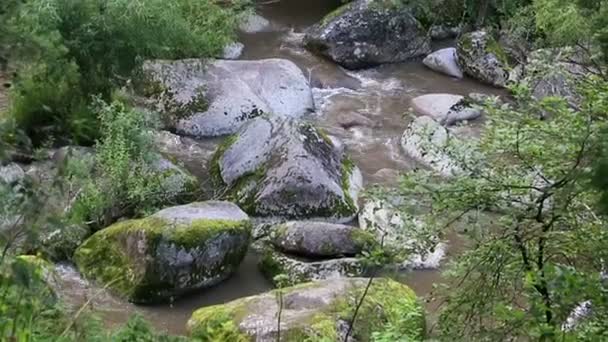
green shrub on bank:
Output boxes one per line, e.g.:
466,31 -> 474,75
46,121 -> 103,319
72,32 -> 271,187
3,0 -> 238,145
68,100 -> 196,228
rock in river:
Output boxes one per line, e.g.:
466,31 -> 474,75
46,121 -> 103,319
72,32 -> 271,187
258,221 -> 376,286
74,201 -> 252,303
457,31 -> 510,87
187,277 -> 425,341
423,48 -> 463,79
401,116 -> 463,177
141,59 -> 314,138
411,93 -> 482,126
211,116 -> 363,222
304,0 -> 430,69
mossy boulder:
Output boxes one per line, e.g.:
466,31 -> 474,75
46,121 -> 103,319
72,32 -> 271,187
141,59 -> 313,138
187,277 -> 425,341
304,0 -> 430,69
211,116 -> 363,222
74,201 -> 252,303
457,30 -> 510,87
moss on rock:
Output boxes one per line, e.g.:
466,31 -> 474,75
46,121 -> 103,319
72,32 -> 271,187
74,216 -> 251,303
188,277 -> 425,341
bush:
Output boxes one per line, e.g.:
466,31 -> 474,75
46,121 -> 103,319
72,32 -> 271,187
68,100 -> 196,228
4,0 -> 239,145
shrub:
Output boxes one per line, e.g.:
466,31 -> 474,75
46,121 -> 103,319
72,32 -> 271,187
68,100 -> 196,228
4,0 -> 239,145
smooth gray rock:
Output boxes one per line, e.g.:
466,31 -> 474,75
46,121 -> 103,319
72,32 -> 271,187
401,116 -> 462,177
457,31 -> 509,87
423,48 -> 463,78
269,221 -> 371,258
239,13 -> 271,33
304,0 -> 430,69
412,93 -> 484,126
213,116 -> 362,222
75,201 -> 251,303
142,59 -> 314,138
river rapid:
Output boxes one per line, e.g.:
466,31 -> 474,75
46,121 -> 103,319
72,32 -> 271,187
53,0 -> 503,335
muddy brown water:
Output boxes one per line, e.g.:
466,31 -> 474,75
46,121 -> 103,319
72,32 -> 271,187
54,0 -> 503,336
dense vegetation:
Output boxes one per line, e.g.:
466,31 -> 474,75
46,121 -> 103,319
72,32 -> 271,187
1,0 -> 608,340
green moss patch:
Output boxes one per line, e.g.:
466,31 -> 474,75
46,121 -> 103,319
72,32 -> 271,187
74,216 -> 251,302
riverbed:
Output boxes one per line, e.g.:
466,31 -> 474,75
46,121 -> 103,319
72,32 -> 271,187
54,0 -> 503,335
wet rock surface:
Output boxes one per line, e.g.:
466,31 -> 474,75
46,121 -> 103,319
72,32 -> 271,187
304,0 -> 430,69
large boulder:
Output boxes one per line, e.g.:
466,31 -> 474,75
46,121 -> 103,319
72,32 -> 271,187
457,31 -> 510,87
141,59 -> 314,138
211,116 -> 363,222
401,116 -> 462,177
239,13 -> 271,34
411,93 -> 482,126
423,48 -> 463,79
304,0 -> 430,69
187,277 -> 425,341
74,201 -> 252,303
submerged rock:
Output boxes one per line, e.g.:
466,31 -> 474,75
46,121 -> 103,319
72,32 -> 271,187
211,116 -> 362,222
221,42 -> 244,60
411,93 -> 482,126
304,0 -> 430,69
141,59 -> 313,138
401,116 -> 462,177
187,277 -> 425,341
423,48 -> 463,79
74,201 -> 251,303
457,31 -> 510,87
239,13 -> 271,33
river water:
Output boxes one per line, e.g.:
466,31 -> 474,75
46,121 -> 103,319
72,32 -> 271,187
54,0 -> 503,335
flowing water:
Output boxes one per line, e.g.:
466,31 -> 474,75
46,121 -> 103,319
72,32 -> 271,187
54,0 -> 504,335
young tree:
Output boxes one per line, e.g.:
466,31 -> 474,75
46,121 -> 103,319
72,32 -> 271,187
372,72 -> 608,339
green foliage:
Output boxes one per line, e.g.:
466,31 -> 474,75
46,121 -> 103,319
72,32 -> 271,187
68,100 -> 195,227
3,0 -> 238,145
371,71 -> 608,339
